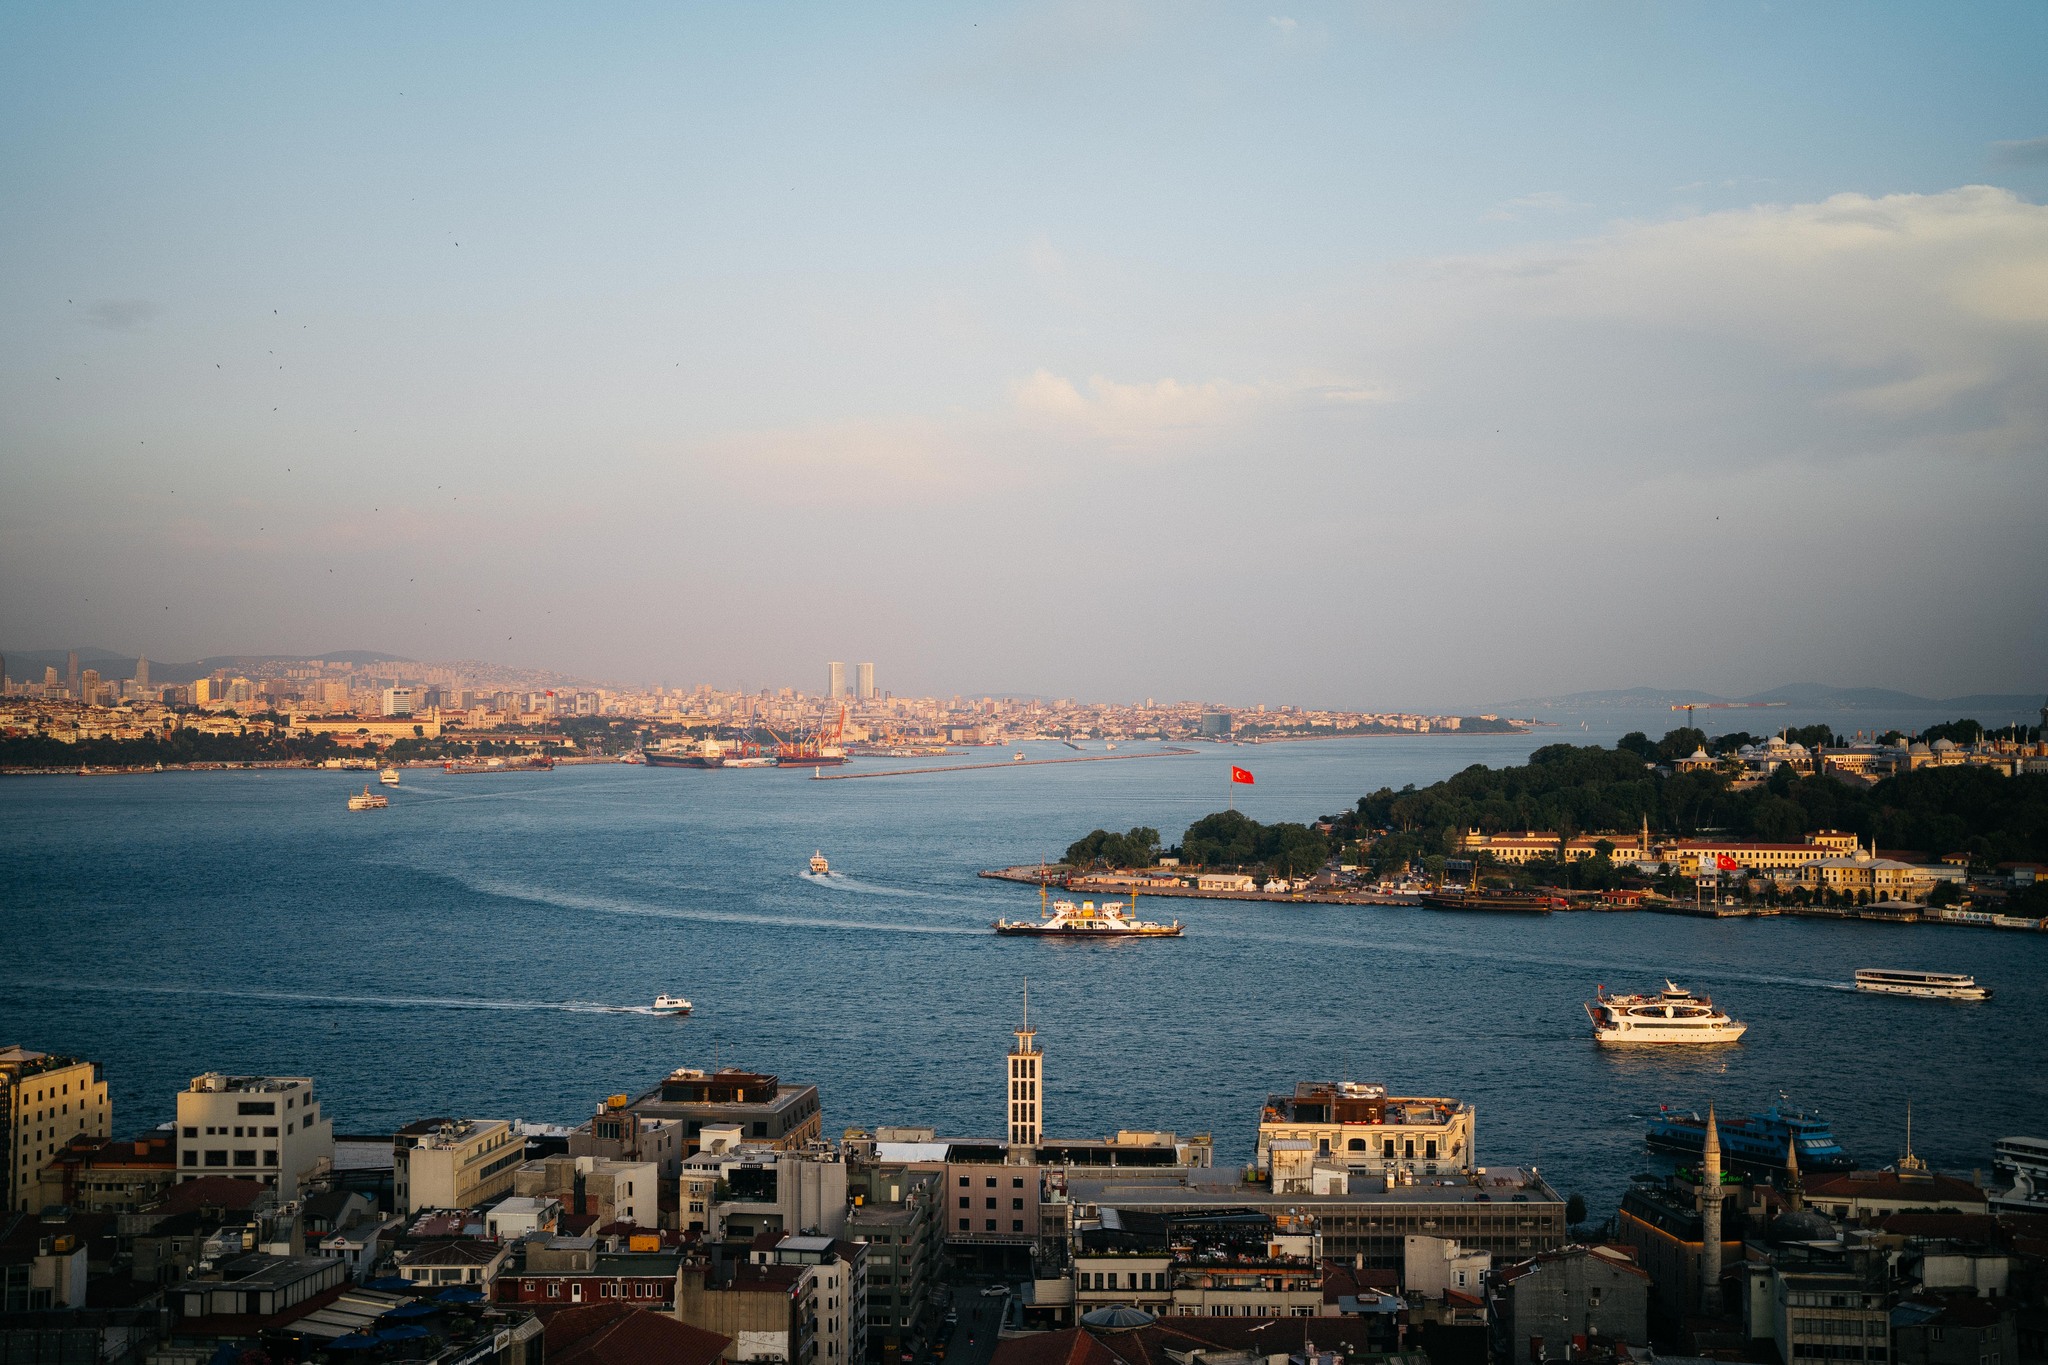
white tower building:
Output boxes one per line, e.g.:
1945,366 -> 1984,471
856,662 -> 875,701
827,661 -> 847,700
1006,987 -> 1041,1148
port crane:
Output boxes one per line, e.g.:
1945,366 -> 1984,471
1670,701 -> 1788,725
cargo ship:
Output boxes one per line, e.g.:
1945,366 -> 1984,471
645,738 -> 728,769
1420,889 -> 1564,913
772,706 -> 850,767
1645,1104 -> 1853,1172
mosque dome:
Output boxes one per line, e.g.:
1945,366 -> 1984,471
1080,1306 -> 1157,1329
1768,1208 -> 1839,1245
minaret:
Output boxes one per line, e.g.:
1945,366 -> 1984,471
1699,1106 -> 1723,1316
1785,1134 -> 1804,1210
1007,982 -> 1042,1148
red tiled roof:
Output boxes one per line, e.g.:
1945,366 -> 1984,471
1806,1172 -> 1985,1204
990,1328 -> 1125,1365
152,1177 -> 272,1215
546,1304 -> 729,1365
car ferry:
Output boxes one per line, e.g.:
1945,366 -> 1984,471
1585,981 -> 1746,1045
1647,1103 -> 1854,1171
1855,968 -> 1991,1001
994,886 -> 1182,938
378,767 -> 401,786
347,785 -> 389,811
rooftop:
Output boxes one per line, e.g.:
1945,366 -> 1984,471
1066,1167 -> 1558,1211
1262,1082 -> 1465,1128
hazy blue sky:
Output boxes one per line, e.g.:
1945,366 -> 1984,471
4,2 -> 2045,707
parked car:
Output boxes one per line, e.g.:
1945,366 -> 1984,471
979,1284 -> 1009,1298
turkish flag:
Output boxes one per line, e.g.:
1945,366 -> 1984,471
1715,854 -> 1739,871
1230,766 -> 1255,785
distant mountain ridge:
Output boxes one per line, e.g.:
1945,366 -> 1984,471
1500,682 -> 2044,712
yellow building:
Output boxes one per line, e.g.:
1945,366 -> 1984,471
1256,1080 -> 1475,1180
394,1118 -> 524,1216
1,1047 -> 112,1213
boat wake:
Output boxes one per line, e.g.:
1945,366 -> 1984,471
43,981 -> 677,1016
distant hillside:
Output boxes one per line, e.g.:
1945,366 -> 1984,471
1,646 -> 412,686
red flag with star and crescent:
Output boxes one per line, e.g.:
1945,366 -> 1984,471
1230,766 -> 1254,785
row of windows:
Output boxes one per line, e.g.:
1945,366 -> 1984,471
521,1280 -> 667,1299
184,1120 -> 305,1137
184,1149 -> 278,1167
1789,1346 -> 1886,1361
1793,1318 -> 1885,1338
958,1176 -> 1026,1188
1008,1058 -> 1038,1077
958,1219 -> 1025,1233
1083,1272 -> 1162,1290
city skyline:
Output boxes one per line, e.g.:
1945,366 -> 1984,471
3,6 -> 2046,706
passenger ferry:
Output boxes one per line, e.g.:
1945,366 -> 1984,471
1854,968 -> 1991,1000
994,887 -> 1182,938
378,767 -> 401,786
347,785 -> 389,811
809,851 -> 831,875
1646,1103 -> 1854,1171
1585,981 -> 1746,1045
651,995 -> 693,1016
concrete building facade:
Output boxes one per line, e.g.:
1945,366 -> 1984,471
394,1117 -> 524,1215
1,1047 -> 111,1213
175,1073 -> 333,1199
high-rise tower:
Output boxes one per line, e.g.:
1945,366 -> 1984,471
133,656 -> 149,692
1699,1105 -> 1722,1315
856,662 -> 875,701
827,661 -> 847,700
66,651 -> 79,698
1006,985 -> 1041,1148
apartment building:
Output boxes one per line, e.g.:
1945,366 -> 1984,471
624,1067 -> 822,1158
761,1234 -> 869,1365
1,1047 -> 112,1213
394,1117 -> 523,1215
1256,1080 -> 1475,1178
175,1072 -> 333,1199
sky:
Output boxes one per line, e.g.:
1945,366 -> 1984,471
2,2 -> 2046,710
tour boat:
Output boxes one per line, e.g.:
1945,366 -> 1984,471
1854,968 -> 1991,1001
378,767 -> 401,786
652,995 -> 693,1016
994,892 -> 1182,938
1647,1103 -> 1854,1171
347,785 -> 389,811
809,851 -> 831,875
1585,981 -> 1746,1045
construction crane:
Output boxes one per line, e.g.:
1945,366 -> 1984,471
1670,701 -> 1788,726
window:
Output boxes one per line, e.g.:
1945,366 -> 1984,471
1012,1177 -> 1024,1188
182,1127 -> 197,1138
959,1197 -> 969,1209
959,1219 -> 969,1232
238,1101 -> 276,1115
1012,1199 -> 1023,1210
959,1176 -> 969,1186
234,1150 -> 257,1167
985,1198 -> 996,1209
263,1150 -> 277,1166
1012,1220 -> 1023,1232
182,1151 -> 198,1167
547,1284 -> 560,1298
985,1219 -> 996,1231
986,1177 -> 996,1187
264,1127 -> 278,1137
205,1150 -> 228,1167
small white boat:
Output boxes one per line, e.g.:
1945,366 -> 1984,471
347,785 -> 389,811
378,767 -> 401,786
809,851 -> 831,875
1855,968 -> 1990,1001
652,995 -> 693,1015
1585,981 -> 1745,1045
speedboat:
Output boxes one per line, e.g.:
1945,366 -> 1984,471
652,995 -> 692,1016
1585,981 -> 1745,1045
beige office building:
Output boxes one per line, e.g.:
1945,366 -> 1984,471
1256,1080 -> 1476,1179
395,1118 -> 523,1215
175,1073 -> 333,1199
2,1047 -> 111,1213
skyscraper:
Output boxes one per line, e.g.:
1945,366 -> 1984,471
1006,987 -> 1042,1148
856,662 -> 875,700
133,656 -> 149,692
79,668 -> 100,704
66,651 -> 79,698
827,661 -> 847,700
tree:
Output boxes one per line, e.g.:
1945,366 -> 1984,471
1064,826 -> 1161,870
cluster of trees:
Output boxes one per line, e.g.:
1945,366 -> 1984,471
1064,826 -> 1161,869
1064,811 -> 1330,877
0,728 -> 347,768
1330,724 -> 2048,867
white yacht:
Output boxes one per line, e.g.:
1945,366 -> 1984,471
1585,981 -> 1746,1045
378,767 -> 401,786
652,995 -> 692,1016
1855,968 -> 1991,1000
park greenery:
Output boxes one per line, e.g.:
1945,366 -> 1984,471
1062,720 -> 2046,888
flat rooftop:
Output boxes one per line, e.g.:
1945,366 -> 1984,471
1066,1167 -> 1559,1211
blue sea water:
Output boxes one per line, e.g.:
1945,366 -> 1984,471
3,724 -> 2042,1217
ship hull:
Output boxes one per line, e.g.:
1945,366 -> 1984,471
777,754 -> 848,767
993,924 -> 1182,937
1421,891 -> 1559,913
645,751 -> 724,768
